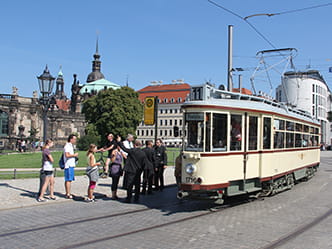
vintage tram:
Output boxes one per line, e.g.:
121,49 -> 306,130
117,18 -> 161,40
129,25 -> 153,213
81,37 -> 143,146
178,83 -> 320,204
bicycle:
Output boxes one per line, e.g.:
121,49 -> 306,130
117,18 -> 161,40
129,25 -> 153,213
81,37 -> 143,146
95,151 -> 108,178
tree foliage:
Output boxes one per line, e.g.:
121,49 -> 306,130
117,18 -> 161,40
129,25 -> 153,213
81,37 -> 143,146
76,123 -> 101,150
82,87 -> 143,144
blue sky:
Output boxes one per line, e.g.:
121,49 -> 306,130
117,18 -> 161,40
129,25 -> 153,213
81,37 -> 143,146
1,0 -> 332,97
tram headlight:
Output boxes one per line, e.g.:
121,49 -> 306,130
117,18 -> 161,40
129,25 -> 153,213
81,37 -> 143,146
185,163 -> 196,175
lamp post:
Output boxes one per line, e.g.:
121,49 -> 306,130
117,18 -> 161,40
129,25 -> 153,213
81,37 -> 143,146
37,65 -> 55,142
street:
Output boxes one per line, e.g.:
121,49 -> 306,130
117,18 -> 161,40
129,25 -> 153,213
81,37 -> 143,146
0,152 -> 331,249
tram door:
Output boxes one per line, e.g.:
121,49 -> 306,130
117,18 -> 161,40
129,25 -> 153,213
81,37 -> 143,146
243,113 -> 259,190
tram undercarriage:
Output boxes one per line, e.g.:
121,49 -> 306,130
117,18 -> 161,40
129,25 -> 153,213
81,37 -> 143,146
178,165 -> 319,204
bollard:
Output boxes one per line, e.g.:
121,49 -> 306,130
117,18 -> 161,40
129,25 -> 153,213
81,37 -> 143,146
13,168 -> 17,179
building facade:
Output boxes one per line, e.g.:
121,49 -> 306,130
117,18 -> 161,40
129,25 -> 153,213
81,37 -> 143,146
137,80 -> 191,146
0,86 -> 86,150
276,70 -> 331,144
0,41 -> 120,150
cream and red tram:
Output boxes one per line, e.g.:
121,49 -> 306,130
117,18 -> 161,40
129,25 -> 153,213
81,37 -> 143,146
178,84 -> 320,204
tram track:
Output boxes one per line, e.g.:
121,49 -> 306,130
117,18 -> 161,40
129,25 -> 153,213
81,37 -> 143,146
259,207 -> 332,249
2,188 -> 330,249
0,195 -> 245,248
0,194 -> 197,238
58,198 -> 250,249
0,206 -> 151,238
55,197 -> 332,249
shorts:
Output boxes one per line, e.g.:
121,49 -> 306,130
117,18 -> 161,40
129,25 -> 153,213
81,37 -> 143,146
44,170 -> 53,176
64,167 -> 75,181
89,181 -> 97,189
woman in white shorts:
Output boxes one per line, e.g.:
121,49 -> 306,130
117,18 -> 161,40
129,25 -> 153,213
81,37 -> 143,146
37,139 -> 56,202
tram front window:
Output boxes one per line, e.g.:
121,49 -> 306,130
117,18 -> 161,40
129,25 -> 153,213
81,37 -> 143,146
185,113 -> 204,152
212,113 -> 227,151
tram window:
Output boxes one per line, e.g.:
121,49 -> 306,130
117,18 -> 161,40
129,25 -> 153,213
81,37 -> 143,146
212,113 -> 227,151
304,125 -> 309,133
249,116 -> 258,150
286,133 -> 294,148
303,135 -> 309,147
230,114 -> 242,151
205,113 -> 211,152
274,119 -> 285,130
184,113 -> 204,152
295,123 -> 303,132
309,127 -> 314,134
274,131 -> 284,148
295,134 -> 302,147
286,121 -> 294,131
279,120 -> 285,130
263,117 -> 271,149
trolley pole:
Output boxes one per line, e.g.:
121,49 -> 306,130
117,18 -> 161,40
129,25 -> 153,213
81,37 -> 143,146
228,25 -> 233,92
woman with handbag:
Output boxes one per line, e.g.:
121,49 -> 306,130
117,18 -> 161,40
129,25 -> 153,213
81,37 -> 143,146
86,144 -> 101,202
110,145 -> 126,200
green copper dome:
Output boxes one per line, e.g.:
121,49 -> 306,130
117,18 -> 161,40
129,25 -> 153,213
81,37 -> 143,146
80,78 -> 120,94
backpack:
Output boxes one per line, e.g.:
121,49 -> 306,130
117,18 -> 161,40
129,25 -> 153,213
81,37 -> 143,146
59,153 -> 65,169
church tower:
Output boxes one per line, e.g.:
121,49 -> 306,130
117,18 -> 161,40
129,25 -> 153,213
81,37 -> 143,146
55,67 -> 66,99
86,38 -> 105,83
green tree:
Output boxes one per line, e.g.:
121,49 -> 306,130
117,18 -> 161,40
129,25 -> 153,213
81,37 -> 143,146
82,87 -> 143,144
77,123 -> 101,150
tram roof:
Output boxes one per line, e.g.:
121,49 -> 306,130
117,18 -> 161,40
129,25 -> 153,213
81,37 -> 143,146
183,84 -> 319,125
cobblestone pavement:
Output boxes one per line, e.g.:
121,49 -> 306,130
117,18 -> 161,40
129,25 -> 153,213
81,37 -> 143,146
0,167 -> 176,210
0,153 -> 331,249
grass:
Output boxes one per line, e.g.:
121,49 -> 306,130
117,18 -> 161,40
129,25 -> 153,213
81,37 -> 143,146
0,151 -> 88,169
0,147 -> 180,179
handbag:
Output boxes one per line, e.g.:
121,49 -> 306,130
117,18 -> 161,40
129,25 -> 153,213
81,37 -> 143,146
110,163 -> 123,176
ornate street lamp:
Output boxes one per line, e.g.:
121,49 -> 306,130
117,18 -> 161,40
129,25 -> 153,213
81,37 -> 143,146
37,65 -> 55,142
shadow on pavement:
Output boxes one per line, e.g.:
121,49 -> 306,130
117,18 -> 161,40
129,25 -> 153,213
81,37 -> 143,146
106,185 -> 220,216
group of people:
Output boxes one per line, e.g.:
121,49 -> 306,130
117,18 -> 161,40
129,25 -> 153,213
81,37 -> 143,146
37,133 -> 169,204
93,133 -> 168,203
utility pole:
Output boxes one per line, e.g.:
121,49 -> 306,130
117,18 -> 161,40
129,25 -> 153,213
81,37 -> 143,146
154,96 -> 158,144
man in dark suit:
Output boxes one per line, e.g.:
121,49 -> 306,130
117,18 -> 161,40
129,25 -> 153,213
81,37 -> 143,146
142,140 -> 155,195
117,136 -> 146,203
154,139 -> 167,191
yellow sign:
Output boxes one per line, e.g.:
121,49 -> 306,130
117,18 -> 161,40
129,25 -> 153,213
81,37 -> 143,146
144,97 -> 155,125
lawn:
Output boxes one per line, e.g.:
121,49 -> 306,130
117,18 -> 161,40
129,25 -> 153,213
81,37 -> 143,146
0,147 -> 180,179
0,151 -> 88,169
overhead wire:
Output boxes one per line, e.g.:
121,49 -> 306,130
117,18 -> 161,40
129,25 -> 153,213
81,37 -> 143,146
208,0 -> 332,49
272,3 -> 332,16
207,0 -> 278,49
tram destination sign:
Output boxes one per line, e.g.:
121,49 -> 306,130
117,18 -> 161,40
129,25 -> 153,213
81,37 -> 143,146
144,96 -> 156,125
185,113 -> 204,121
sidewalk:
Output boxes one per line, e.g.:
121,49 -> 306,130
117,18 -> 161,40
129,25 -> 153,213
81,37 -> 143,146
0,166 -> 176,211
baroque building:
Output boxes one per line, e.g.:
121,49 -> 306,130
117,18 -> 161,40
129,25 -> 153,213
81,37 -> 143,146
0,40 -> 120,150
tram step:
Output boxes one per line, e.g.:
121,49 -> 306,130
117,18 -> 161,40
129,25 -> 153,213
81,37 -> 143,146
227,187 -> 262,197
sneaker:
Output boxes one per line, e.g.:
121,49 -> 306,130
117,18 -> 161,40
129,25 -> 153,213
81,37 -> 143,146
85,198 -> 95,203
101,173 -> 108,178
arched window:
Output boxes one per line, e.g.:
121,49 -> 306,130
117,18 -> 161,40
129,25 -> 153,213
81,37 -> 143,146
178,97 -> 182,103
0,110 -> 9,136
170,98 -> 174,103
164,98 -> 168,103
